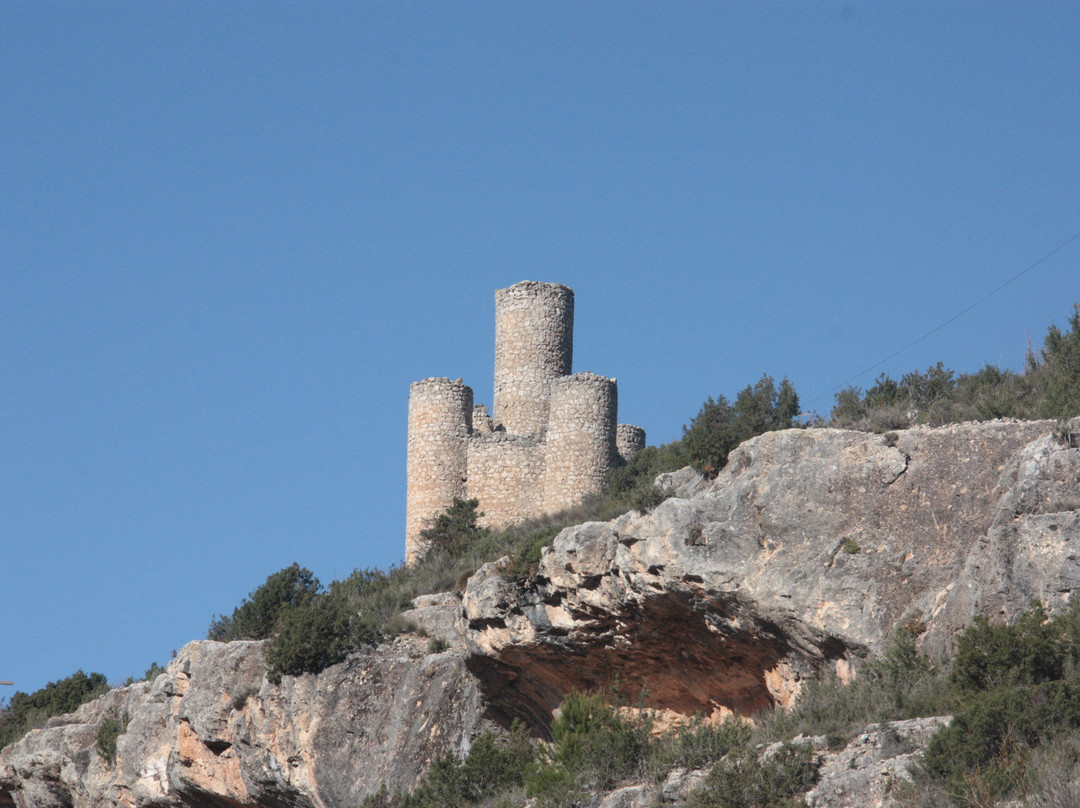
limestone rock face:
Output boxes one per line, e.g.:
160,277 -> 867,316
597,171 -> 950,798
3,419 -> 1078,807
0,637 -> 488,808
461,420 -> 1080,726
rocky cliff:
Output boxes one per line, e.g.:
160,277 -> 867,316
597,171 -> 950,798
0,637 -> 489,808
461,419 -> 1080,729
3,419 -> 1078,807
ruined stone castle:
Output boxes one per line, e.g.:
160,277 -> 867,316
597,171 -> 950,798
406,281 -> 645,563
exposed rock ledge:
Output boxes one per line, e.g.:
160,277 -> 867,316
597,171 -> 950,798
461,419 -> 1080,728
3,419 -> 1078,807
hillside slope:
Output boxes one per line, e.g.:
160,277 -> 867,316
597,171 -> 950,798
2,419 -> 1077,807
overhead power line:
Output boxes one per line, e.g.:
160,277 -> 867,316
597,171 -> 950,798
812,231 -> 1079,409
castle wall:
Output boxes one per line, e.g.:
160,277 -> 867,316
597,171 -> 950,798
493,281 -> 573,435
543,373 -> 618,513
406,378 -> 473,565
616,424 -> 646,463
466,434 -> 545,530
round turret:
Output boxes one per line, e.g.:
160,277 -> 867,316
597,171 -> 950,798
493,281 -> 574,435
616,424 -> 646,463
406,377 -> 473,564
543,372 -> 617,512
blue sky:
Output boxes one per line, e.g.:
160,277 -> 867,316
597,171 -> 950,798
2,3 -> 1078,696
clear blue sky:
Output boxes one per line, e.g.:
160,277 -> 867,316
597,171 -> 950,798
3,3 -> 1078,696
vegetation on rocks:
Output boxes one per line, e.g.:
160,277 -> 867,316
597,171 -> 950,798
0,670 -> 109,750
207,562 -> 321,642
754,627 -> 953,746
213,495 -> 646,681
94,709 -> 129,764
681,374 -> 800,477
362,603 -> 1080,808
683,741 -> 818,808
922,604 -> 1080,805
831,303 -> 1080,430
362,689 -> 760,808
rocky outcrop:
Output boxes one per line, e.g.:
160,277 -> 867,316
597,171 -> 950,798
460,419 -> 1080,729
3,419 -> 1078,807
592,715 -> 953,808
0,636 -> 488,808
801,716 -> 952,808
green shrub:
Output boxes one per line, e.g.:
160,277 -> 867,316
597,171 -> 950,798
831,387 -> 868,425
95,709 -> 130,764
329,567 -> 405,644
208,563 -> 321,641
830,303 -> 1080,428
649,715 -> 751,777
503,525 -> 560,583
122,660 -> 169,687
1037,303 -> 1080,418
265,594 -> 354,683
918,604 -> 1080,804
684,741 -> 819,808
924,680 -> 1080,799
606,441 -> 689,504
142,661 -> 167,682
419,498 -> 488,558
0,670 -> 110,750
756,628 -> 951,745
682,375 -> 799,476
949,604 -> 1080,695
628,482 -> 672,514
263,567 -> 402,682
544,691 -> 653,790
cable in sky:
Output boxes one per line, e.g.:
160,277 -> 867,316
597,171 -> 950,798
811,231 -> 1080,409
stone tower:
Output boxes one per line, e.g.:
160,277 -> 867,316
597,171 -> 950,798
493,281 -> 574,435
543,373 -> 617,513
405,281 -> 644,564
405,378 -> 472,553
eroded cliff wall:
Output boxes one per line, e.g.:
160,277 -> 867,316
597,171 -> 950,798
0,637 -> 488,808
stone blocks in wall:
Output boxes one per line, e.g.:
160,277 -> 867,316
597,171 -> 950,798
467,434 -> 545,529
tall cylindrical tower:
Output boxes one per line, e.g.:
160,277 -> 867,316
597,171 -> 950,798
543,373 -> 617,513
493,281 -> 574,435
406,377 -> 473,564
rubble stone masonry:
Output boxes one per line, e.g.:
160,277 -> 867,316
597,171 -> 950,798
543,373 -> 617,513
405,377 -> 472,562
616,424 -> 647,462
406,281 -> 644,563
493,281 -> 574,436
